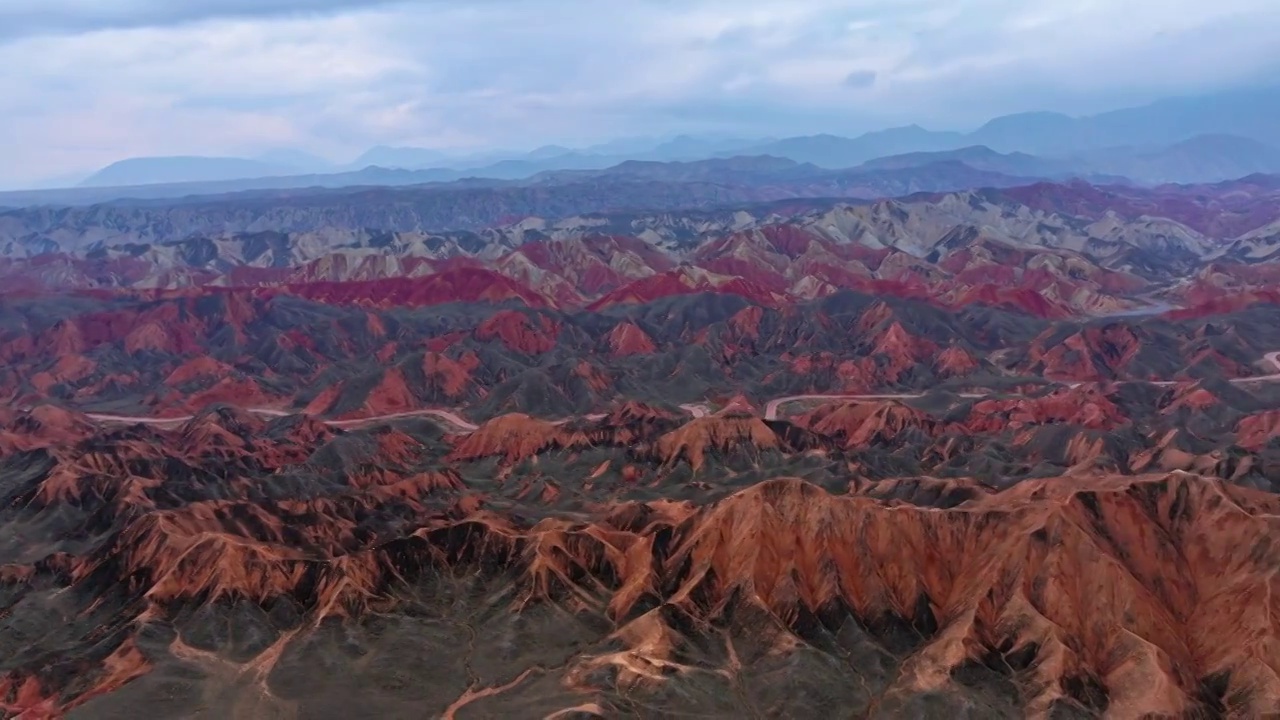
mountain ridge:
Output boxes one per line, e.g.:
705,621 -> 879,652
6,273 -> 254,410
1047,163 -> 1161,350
30,85 -> 1280,204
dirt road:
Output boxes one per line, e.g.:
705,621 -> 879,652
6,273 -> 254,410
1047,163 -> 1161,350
73,351 -> 1280,430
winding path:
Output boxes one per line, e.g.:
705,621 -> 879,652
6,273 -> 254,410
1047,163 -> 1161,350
75,351 -> 1280,431
762,351 -> 1280,420
83,408 -> 483,432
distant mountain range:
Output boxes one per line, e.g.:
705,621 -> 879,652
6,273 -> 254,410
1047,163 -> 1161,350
10,136 -> 1278,210
731,86 -> 1280,169
0,159 -> 1046,249
12,84 -> 1280,207
1070,134 -> 1280,184
78,156 -> 309,187
833,134 -> 1280,185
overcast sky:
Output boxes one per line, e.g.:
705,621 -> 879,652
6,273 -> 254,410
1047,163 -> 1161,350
2,0 -> 1280,187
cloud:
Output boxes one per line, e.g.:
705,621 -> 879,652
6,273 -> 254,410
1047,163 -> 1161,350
0,0 -> 408,40
1,0 -> 1279,187
843,70 -> 878,89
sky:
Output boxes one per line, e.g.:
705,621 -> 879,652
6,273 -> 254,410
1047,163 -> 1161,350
2,0 -> 1280,187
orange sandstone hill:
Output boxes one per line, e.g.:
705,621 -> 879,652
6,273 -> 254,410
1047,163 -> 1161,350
1,394 -> 1280,716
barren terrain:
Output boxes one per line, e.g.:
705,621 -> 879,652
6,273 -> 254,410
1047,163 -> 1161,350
5,175 -> 1280,717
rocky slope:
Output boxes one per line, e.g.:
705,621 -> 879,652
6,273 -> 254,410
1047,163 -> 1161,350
6,287 -> 1280,423
1,285 -> 1280,719
3,380 -> 1280,717
5,177 -> 1280,323
5,174 -> 1280,717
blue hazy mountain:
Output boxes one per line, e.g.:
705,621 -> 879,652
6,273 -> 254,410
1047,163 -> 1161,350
53,84 -> 1280,197
77,156 -> 306,187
